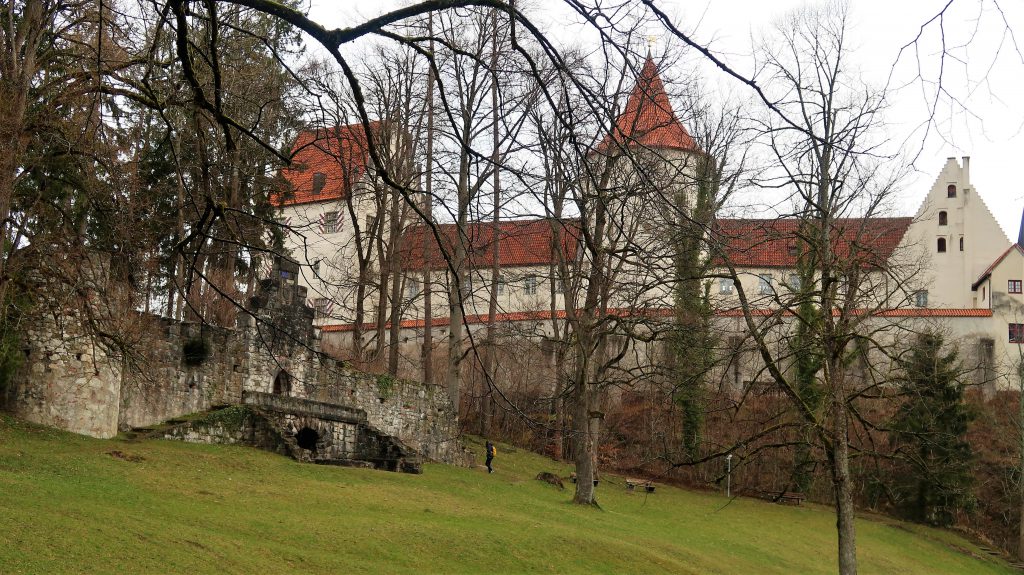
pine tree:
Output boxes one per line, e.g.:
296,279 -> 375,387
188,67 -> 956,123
891,332 -> 974,526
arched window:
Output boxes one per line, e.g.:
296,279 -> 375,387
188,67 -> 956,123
938,211 -> 947,225
937,238 -> 947,253
273,371 -> 292,396
947,184 -> 957,198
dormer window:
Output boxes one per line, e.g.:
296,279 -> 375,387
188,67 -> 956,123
938,211 -> 947,225
937,238 -> 947,253
947,184 -> 957,198
312,172 -> 326,195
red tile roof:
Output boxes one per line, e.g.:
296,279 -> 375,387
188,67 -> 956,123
596,56 -> 698,154
320,306 -> 992,332
400,219 -> 581,271
274,123 -> 377,206
713,217 -> 913,269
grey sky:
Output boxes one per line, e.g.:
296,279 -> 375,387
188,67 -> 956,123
310,0 -> 1024,238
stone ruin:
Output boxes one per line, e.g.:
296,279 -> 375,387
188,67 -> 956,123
0,254 -> 464,471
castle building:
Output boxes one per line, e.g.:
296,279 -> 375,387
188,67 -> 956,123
277,57 -> 1024,391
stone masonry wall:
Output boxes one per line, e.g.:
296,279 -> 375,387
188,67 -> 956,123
2,255 -> 464,465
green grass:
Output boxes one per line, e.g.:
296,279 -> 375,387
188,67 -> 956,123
0,414 -> 1014,575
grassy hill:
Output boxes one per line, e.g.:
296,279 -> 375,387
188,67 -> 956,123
0,414 -> 1015,574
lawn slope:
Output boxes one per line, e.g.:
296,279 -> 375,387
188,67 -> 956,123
0,414 -> 1014,574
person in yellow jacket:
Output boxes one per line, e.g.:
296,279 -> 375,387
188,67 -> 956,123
485,440 -> 496,474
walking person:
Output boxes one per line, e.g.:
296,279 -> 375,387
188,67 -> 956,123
485,440 -> 496,474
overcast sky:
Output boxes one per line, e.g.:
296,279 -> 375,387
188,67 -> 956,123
309,1 -> 1024,239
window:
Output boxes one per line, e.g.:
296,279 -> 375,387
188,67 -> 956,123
495,276 -> 506,296
787,274 -> 801,291
1010,323 -> 1024,343
938,211 -> 947,225
937,238 -> 946,253
462,275 -> 473,298
1009,280 -> 1022,294
914,290 -> 928,307
524,275 -> 538,295
719,278 -> 734,295
365,214 -> 377,232
312,172 -> 326,195
312,260 -> 321,274
982,286 -> 986,300
322,211 -> 340,234
947,184 -> 957,198
758,274 -> 773,295
959,237 -> 964,251
406,278 -> 419,299
313,297 -> 332,319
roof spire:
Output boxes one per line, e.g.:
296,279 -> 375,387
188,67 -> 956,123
1017,205 -> 1024,247
596,55 -> 697,153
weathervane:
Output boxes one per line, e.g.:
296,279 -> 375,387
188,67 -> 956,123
645,30 -> 660,56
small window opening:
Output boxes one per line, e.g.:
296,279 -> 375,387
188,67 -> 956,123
312,172 -> 326,194
937,238 -> 947,253
296,427 -> 319,451
947,184 -> 957,198
273,371 -> 292,395
959,237 -> 964,251
938,211 -> 947,225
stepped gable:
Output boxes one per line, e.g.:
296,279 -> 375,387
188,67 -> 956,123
401,218 -> 582,271
713,217 -> 913,268
596,56 -> 698,154
274,122 -> 378,206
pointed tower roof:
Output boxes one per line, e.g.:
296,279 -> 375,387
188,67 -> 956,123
1017,206 -> 1024,247
597,56 -> 698,154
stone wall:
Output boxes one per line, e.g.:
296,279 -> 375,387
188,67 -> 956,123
1,255 -> 465,465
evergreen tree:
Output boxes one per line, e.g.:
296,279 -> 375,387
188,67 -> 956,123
891,332 -> 974,526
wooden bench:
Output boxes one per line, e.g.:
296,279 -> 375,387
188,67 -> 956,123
755,490 -> 805,505
625,478 -> 655,493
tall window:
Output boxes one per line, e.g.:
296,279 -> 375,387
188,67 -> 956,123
947,184 -> 957,198
313,298 -> 331,319
495,276 -> 505,296
1010,323 -> 1024,343
959,237 -> 964,251
787,274 -> 801,291
1009,280 -> 1022,294
523,275 -> 538,295
914,290 -> 928,307
938,211 -> 947,225
719,278 -> 734,294
937,238 -> 946,253
758,274 -> 773,295
312,172 -> 326,195
322,211 -> 340,234
406,278 -> 420,299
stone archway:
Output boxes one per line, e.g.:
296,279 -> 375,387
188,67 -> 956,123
295,426 -> 319,451
272,370 -> 292,396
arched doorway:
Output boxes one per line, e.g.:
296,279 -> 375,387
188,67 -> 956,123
272,370 -> 291,396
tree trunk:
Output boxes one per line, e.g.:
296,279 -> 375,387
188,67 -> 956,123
830,370 -> 858,575
481,8 -> 501,437
571,349 -> 597,506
